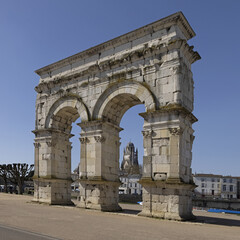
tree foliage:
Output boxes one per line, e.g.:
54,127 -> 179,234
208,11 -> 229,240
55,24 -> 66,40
0,163 -> 34,194
0,165 -> 9,193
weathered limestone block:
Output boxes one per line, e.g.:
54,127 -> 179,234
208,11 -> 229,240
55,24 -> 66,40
138,108 -> 197,220
77,179 -> 121,211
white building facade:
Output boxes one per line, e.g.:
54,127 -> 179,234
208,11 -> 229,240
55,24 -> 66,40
119,174 -> 142,195
221,177 -> 238,199
193,174 -> 238,199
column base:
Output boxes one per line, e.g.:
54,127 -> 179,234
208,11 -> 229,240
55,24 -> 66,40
33,178 -> 73,205
138,179 -> 196,221
76,179 -> 122,212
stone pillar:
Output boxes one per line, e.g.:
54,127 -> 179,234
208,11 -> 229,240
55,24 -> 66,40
139,107 -> 197,220
32,129 -> 73,205
77,120 -> 122,211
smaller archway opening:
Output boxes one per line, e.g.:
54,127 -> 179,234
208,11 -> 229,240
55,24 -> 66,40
70,117 -> 81,194
49,106 -> 80,180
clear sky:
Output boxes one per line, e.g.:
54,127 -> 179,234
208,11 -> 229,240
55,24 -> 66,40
0,0 -> 240,176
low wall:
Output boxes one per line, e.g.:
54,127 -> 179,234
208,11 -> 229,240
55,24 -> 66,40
193,198 -> 240,210
119,194 -> 142,203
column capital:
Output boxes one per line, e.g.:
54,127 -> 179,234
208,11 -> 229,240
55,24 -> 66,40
94,136 -> 105,143
169,127 -> 183,136
142,130 -> 154,138
33,142 -> 41,148
32,128 -> 73,139
79,137 -> 89,144
78,120 -> 123,133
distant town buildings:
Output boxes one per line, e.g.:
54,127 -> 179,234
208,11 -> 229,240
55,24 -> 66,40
193,174 -> 240,199
71,166 -> 79,192
119,142 -> 142,195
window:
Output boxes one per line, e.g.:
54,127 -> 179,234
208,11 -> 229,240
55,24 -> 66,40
229,179 -> 233,183
217,178 -> 220,182
212,184 -> 214,188
201,178 -> 205,182
211,178 -> 215,182
223,179 -> 226,183
230,185 -> 233,192
223,185 -> 226,191
201,183 -> 205,188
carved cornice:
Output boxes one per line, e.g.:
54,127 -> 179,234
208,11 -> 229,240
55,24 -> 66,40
32,128 -> 73,138
190,134 -> 195,143
139,104 -> 198,123
35,38 -> 200,94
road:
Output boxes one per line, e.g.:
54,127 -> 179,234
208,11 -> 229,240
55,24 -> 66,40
0,224 -> 60,240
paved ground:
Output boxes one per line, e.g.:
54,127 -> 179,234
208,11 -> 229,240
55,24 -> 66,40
0,194 -> 239,240
0,225 -> 59,240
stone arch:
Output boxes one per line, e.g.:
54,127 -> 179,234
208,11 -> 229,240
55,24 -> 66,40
45,95 -> 89,131
33,12 -> 200,219
93,80 -> 156,125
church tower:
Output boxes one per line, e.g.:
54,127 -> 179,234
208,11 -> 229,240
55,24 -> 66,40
121,142 -> 140,175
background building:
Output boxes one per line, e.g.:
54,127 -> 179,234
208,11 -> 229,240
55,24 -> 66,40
119,142 -> 142,195
193,174 -> 239,199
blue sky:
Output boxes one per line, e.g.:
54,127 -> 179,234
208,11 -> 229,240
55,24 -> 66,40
0,0 -> 240,176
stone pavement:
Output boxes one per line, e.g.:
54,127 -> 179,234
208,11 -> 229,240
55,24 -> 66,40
0,193 -> 239,240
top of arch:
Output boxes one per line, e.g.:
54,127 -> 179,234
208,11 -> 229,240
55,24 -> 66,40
35,12 -> 195,77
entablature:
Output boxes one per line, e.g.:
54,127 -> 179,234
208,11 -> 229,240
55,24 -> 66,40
35,12 -> 197,84
34,38 -> 200,94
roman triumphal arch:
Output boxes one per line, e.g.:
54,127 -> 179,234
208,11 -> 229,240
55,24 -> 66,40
33,12 -> 200,220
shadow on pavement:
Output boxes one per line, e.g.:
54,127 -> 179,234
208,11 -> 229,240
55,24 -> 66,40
121,209 -> 141,215
192,215 -> 240,227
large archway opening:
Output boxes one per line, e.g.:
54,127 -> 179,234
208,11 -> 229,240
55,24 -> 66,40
118,104 -> 145,210
119,105 -> 145,168
91,81 -> 156,209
